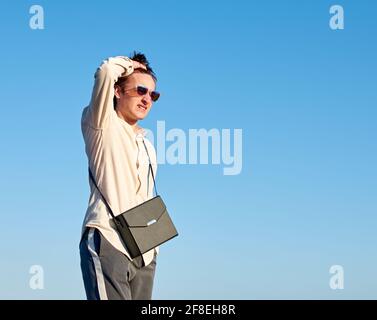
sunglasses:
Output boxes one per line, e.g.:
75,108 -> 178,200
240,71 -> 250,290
123,85 -> 160,102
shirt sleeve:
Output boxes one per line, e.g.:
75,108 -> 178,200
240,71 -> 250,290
86,56 -> 134,129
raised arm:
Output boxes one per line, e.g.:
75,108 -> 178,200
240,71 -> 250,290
86,56 -> 134,129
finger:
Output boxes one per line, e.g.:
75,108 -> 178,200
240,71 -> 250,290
134,61 -> 147,70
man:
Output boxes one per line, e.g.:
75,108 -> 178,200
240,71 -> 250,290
79,52 -> 160,300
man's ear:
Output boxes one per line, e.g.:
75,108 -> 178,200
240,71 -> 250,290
114,85 -> 121,99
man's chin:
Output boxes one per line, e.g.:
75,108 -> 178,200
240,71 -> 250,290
136,112 -> 148,120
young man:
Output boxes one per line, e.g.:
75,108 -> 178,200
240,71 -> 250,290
79,53 -> 160,300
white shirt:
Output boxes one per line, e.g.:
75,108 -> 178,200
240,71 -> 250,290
81,56 -> 159,266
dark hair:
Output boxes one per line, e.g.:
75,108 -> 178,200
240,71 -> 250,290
113,51 -> 157,108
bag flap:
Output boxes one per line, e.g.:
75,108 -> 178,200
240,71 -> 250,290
120,196 -> 167,228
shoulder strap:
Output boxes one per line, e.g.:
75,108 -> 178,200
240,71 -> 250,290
88,168 -> 116,219
142,139 -> 158,197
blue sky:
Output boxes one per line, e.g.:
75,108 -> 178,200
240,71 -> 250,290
0,0 -> 376,299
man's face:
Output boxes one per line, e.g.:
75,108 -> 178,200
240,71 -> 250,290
115,72 -> 156,124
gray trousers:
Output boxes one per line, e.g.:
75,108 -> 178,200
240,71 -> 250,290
79,228 -> 157,300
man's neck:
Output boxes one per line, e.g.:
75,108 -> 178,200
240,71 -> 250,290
115,109 -> 141,133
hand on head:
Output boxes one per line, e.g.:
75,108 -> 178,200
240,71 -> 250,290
132,60 -> 147,71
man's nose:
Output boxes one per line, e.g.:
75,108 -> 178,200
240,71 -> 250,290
142,94 -> 151,104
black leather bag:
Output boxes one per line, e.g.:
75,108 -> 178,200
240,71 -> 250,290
89,140 -> 178,259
